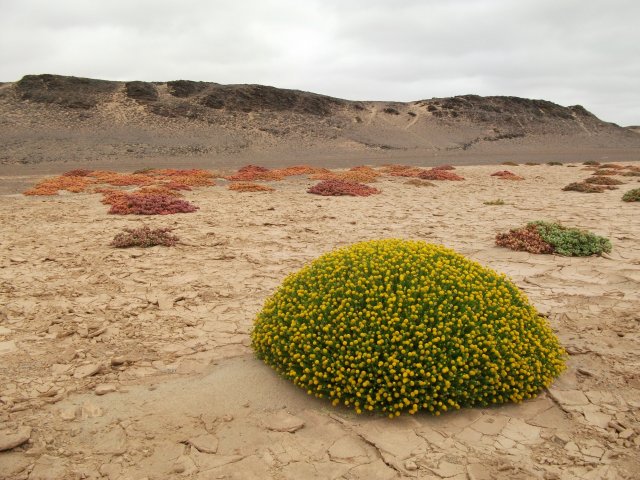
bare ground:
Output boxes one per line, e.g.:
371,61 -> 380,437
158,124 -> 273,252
1,163 -> 639,479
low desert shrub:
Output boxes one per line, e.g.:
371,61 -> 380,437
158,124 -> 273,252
103,191 -> 198,215
497,222 -> 611,256
484,199 -> 505,205
418,169 -> 465,181
432,164 -> 455,171
582,160 -> 600,166
227,165 -> 285,181
62,169 -> 92,177
501,161 -> 519,166
584,177 -> 624,186
310,166 -> 380,183
89,171 -> 156,186
622,188 -> 640,202
228,182 -> 275,192
547,161 -> 563,166
599,163 -> 625,169
308,179 -> 380,196
562,182 -> 605,193
622,171 -> 640,177
404,179 -> 436,187
532,221 -> 612,256
381,165 -> 425,178
252,239 -> 566,416
525,162 -> 540,166
23,175 -> 96,195
495,224 -> 554,254
491,170 -> 524,180
111,226 -> 179,248
137,185 -> 185,197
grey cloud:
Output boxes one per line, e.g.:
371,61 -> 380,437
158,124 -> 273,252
1,0 -> 638,124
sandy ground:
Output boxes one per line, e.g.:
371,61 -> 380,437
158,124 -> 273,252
1,163 -> 639,479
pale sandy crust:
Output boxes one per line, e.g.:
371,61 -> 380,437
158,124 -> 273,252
1,163 -> 639,479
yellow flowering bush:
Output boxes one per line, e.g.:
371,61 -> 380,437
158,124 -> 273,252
252,239 -> 565,417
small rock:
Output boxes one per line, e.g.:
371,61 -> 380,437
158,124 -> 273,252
73,363 -> 101,379
0,340 -> 17,355
608,421 -> 625,433
577,368 -> 595,377
565,441 -> 579,452
95,425 -> 127,455
29,454 -> 67,480
547,388 -> 589,406
60,407 -> 79,421
157,295 -> 174,311
262,411 -> 305,433
99,463 -> 122,480
51,363 -> 72,376
467,463 -> 494,480
328,436 -> 369,463
95,384 -> 117,396
432,460 -> 465,478
171,454 -> 197,475
0,426 -> 31,451
404,460 -> 418,471
189,433 -> 219,454
619,429 -> 635,440
80,402 -> 103,419
111,356 -> 132,366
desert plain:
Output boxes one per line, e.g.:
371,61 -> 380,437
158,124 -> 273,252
1,76 -> 640,480
0,161 -> 639,480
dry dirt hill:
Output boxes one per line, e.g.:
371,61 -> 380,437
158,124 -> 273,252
1,74 -> 639,174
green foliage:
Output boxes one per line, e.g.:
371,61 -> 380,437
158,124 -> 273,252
483,199 -> 505,205
547,161 -> 563,166
529,221 -> 611,256
252,240 -> 566,417
622,188 -> 640,202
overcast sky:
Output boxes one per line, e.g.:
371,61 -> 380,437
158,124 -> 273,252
1,0 -> 639,125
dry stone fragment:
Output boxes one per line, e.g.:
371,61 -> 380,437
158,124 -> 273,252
95,425 -> 127,455
432,460 -> 466,478
327,436 -> 369,463
404,459 -> 418,471
467,463 -> 494,480
29,454 -> 67,480
59,406 -> 79,421
189,433 -> 219,454
548,388 -> 589,406
0,426 -> 31,451
73,363 -> 101,379
95,384 -> 117,395
98,463 -> 123,480
501,418 -> 542,445
470,414 -> 509,435
619,429 -> 635,440
0,340 -> 17,355
262,411 -> 305,433
347,459 -> 398,480
80,401 -> 104,419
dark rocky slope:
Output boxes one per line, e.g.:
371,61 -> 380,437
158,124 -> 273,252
1,74 -> 638,171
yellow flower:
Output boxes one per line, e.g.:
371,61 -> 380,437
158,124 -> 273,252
251,239 -> 566,417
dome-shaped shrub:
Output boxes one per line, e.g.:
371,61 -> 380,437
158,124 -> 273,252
252,240 -> 565,417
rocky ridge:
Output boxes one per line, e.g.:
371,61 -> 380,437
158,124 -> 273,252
1,74 -> 639,171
